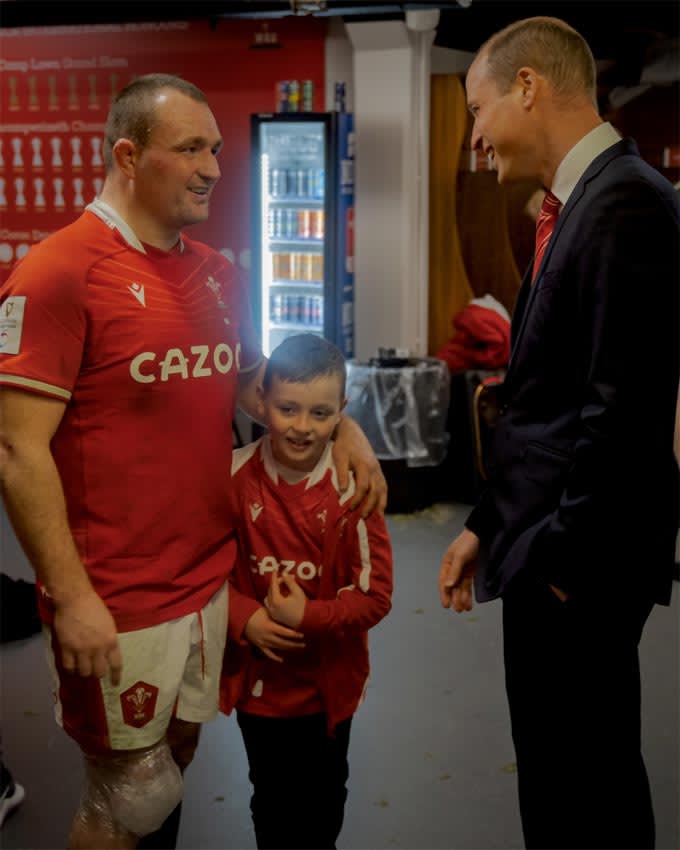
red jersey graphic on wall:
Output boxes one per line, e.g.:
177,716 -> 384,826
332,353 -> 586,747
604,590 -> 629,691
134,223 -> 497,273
0,17 -> 326,283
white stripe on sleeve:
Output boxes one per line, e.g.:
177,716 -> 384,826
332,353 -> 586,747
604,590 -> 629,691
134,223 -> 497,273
356,518 -> 372,592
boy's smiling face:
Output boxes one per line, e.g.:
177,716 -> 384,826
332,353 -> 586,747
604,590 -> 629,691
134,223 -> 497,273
260,373 -> 346,473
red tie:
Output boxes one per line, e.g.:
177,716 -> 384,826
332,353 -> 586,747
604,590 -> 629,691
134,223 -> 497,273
532,191 -> 561,281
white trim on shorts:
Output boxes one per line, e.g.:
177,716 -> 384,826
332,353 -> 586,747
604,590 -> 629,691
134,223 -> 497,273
44,581 -> 229,751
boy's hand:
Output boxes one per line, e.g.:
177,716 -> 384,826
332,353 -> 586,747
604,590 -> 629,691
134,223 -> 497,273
265,574 -> 307,628
244,606 -> 305,662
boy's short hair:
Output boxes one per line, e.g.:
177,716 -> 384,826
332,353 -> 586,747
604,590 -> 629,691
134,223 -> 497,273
263,334 -> 346,398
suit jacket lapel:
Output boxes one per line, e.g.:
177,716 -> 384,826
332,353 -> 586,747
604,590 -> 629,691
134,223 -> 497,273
504,138 -> 638,381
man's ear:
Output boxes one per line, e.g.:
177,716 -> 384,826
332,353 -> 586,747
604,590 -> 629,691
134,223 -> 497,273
112,138 -> 138,178
516,67 -> 538,108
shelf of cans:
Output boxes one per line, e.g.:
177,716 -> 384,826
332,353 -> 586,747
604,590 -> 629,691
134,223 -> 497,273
274,80 -> 346,114
268,208 -> 324,241
269,166 -> 324,200
271,292 -> 324,327
272,252 -> 323,282
276,80 -> 314,113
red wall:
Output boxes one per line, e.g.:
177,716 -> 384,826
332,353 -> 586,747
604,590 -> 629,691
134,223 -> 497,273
0,18 -> 326,281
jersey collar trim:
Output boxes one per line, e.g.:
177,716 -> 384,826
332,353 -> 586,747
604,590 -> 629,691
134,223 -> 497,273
86,198 -> 185,255
260,436 -> 351,498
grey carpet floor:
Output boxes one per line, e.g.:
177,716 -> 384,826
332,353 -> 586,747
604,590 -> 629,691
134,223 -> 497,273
2,502 -> 678,849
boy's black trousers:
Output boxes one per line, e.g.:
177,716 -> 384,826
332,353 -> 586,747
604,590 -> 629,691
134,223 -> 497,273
237,710 -> 352,850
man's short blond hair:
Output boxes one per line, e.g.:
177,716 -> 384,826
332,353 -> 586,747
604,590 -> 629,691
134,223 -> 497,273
480,16 -> 597,107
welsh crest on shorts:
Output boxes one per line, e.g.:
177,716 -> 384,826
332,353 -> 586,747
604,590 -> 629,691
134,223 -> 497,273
120,681 -> 159,728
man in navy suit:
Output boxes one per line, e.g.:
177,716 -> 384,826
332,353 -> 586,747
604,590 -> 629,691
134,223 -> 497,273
438,16 -> 679,850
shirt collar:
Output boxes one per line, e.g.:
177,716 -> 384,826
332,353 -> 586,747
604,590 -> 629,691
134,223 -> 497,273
551,122 -> 622,208
260,436 -> 349,497
86,197 -> 185,254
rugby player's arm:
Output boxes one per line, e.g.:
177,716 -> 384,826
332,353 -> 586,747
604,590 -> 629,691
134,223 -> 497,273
237,358 -> 267,424
0,386 -> 122,684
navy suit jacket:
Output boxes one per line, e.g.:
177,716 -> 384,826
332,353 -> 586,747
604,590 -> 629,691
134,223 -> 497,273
467,138 -> 680,605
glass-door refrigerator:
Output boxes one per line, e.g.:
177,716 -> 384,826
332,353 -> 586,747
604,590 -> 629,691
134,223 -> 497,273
250,112 -> 355,357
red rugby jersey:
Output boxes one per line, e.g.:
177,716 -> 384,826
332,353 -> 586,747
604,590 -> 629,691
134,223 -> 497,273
0,202 -> 262,630
221,437 -> 393,730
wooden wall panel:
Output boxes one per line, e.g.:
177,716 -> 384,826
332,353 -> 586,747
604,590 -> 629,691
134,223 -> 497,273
455,170 -> 523,314
428,74 -> 474,356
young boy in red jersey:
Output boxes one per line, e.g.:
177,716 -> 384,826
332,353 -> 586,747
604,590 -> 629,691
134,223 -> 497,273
220,333 -> 393,850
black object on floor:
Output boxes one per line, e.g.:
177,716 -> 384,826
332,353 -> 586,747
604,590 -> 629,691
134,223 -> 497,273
380,459 -> 445,514
0,759 -> 25,829
0,574 -> 41,644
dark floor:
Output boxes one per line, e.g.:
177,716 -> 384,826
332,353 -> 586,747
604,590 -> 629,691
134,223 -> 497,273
1,502 -> 678,850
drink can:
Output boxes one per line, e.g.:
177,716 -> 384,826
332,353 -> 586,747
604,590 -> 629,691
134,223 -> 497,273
298,209 -> 311,239
270,168 -> 283,197
276,80 -> 289,113
311,209 -> 324,240
313,295 -> 323,327
290,252 -> 302,280
298,295 -> 309,325
334,81 -> 346,112
295,169 -> 307,198
274,252 -> 290,280
271,293 -> 283,323
302,253 -> 314,281
302,80 -> 314,112
311,254 -> 323,281
289,293 -> 300,323
267,209 -> 275,239
288,80 -> 300,113
304,168 -> 314,198
285,208 -> 297,239
300,253 -> 309,281
273,208 -> 284,239
280,294 -> 289,322
280,208 -> 289,239
312,168 -> 325,198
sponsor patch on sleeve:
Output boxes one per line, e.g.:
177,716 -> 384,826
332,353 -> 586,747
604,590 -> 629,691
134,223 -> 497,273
0,295 -> 26,355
